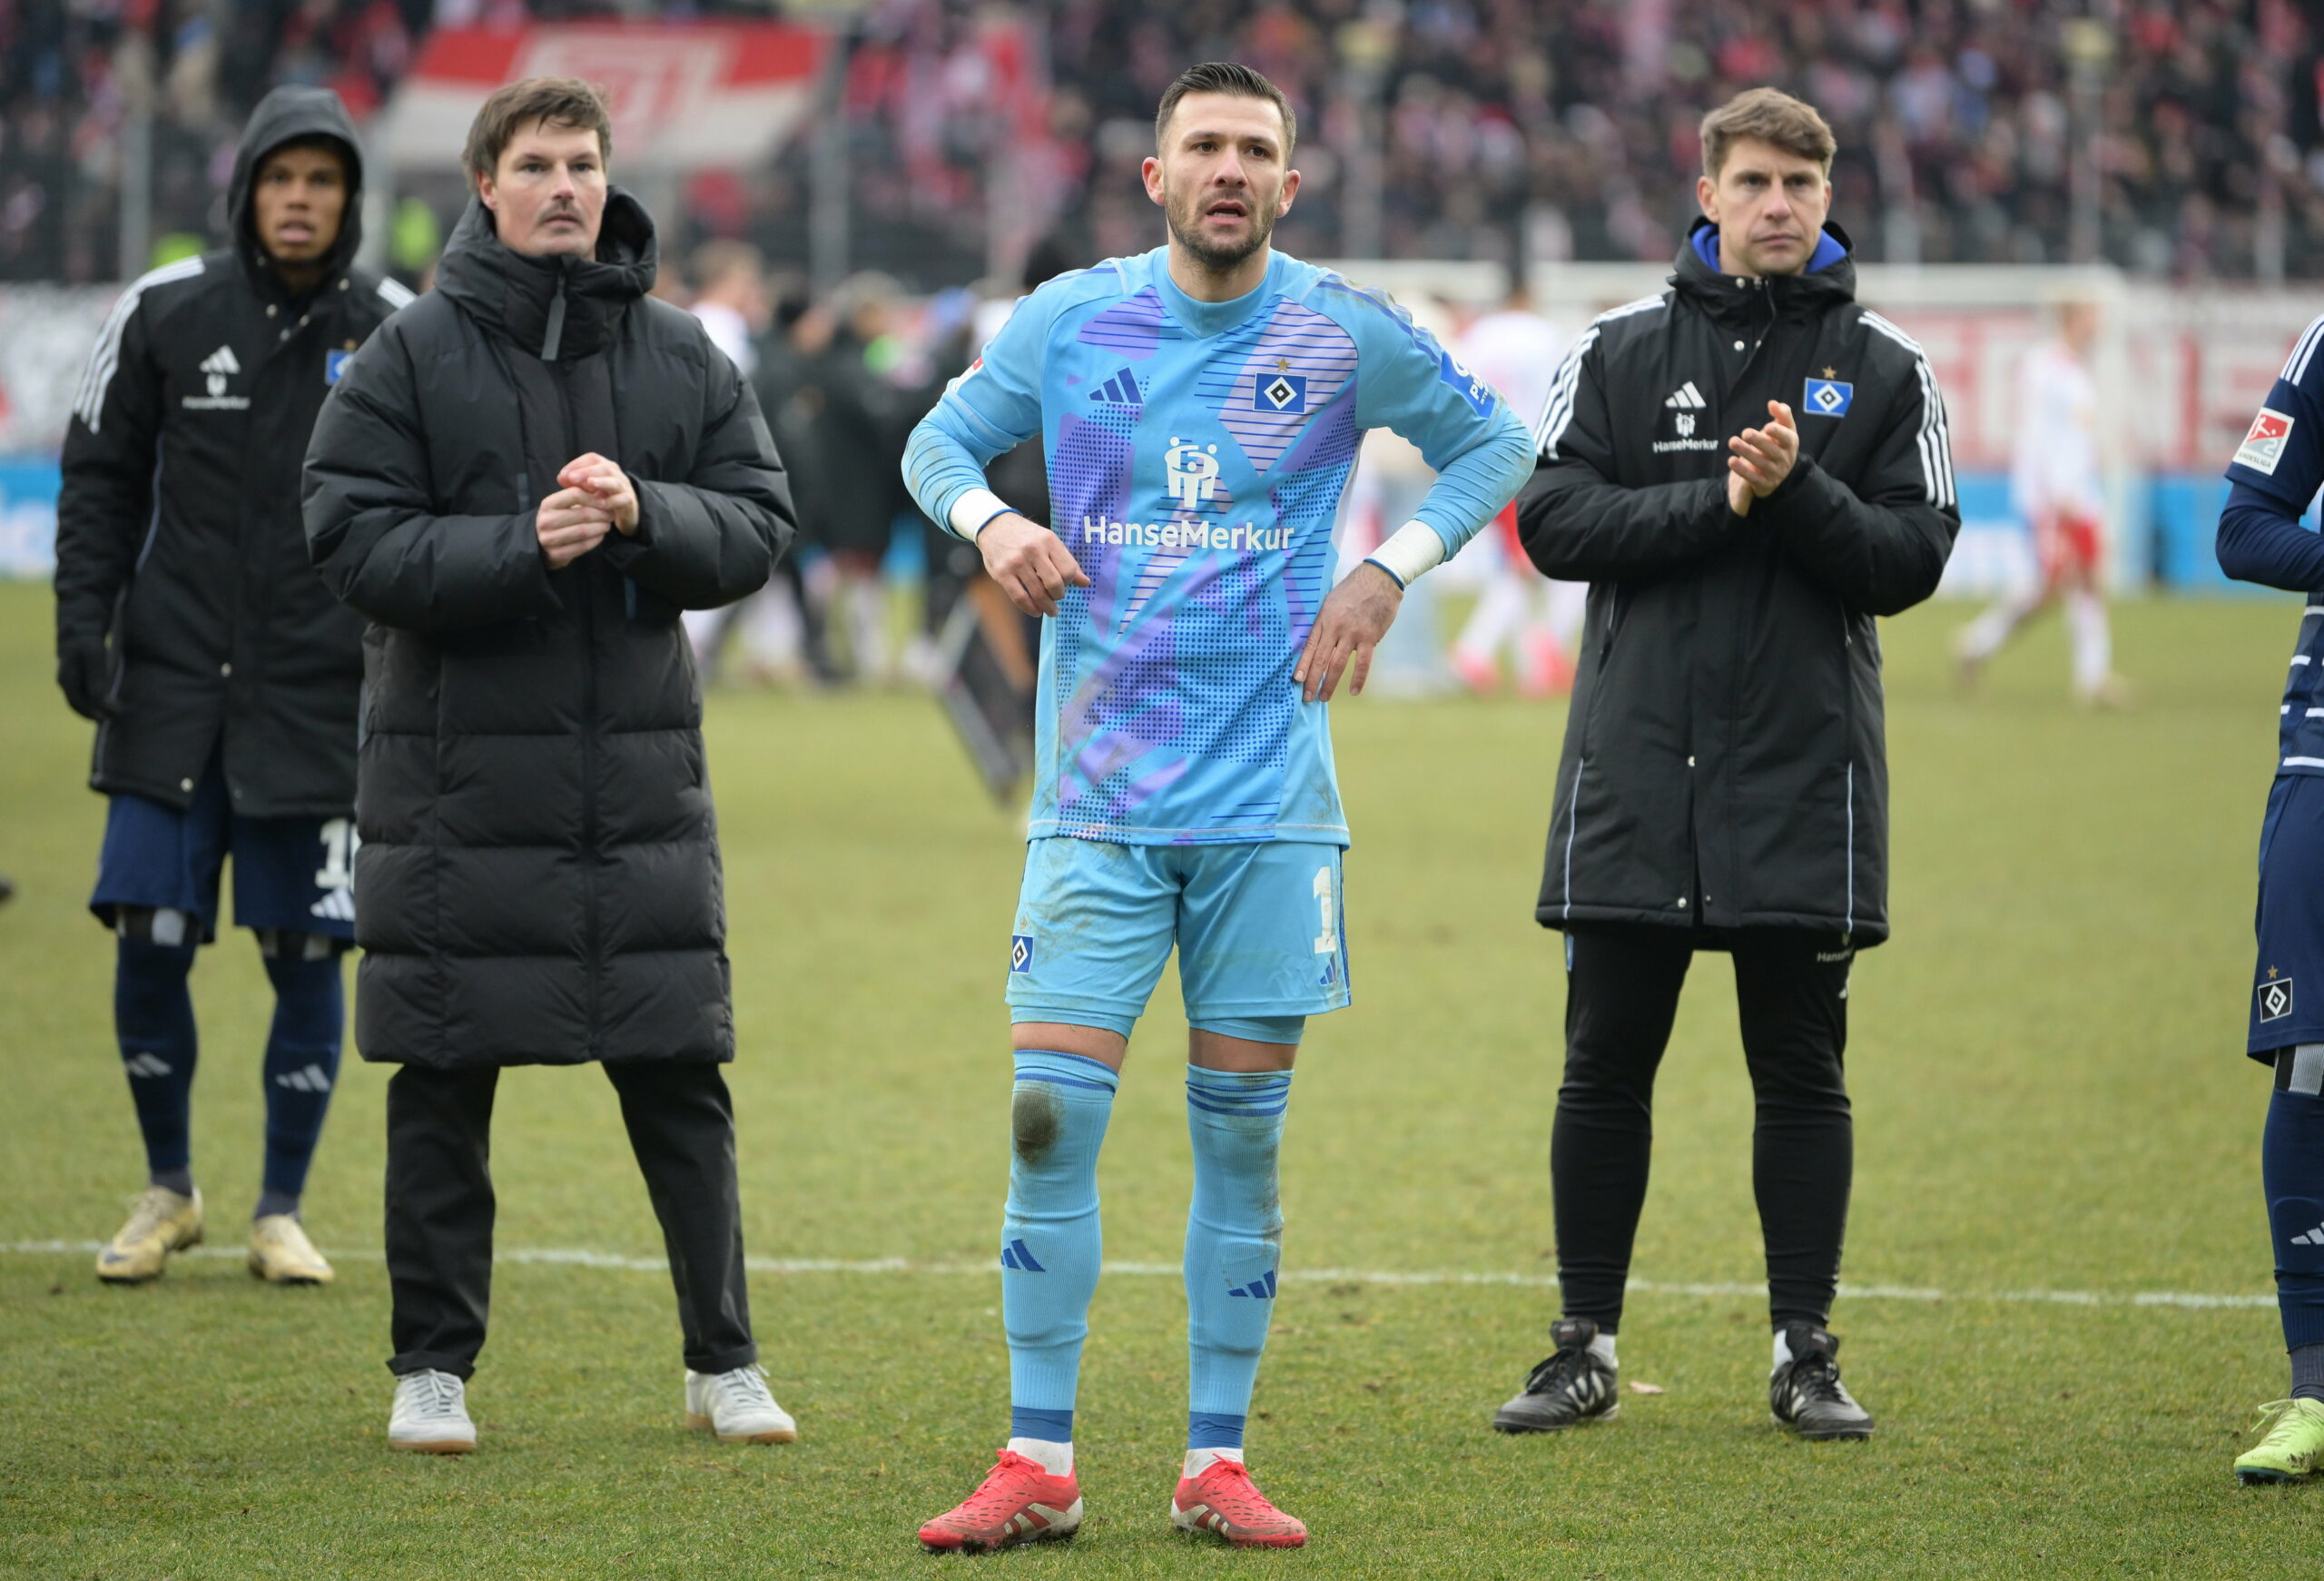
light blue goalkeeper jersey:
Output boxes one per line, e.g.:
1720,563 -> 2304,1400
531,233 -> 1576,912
904,246 -> 1534,847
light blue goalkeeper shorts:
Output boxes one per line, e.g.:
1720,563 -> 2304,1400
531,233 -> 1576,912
1005,836 -> 1352,1034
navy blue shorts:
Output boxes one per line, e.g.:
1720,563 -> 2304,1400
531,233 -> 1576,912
2250,774 -> 2324,1062
89,754 -> 356,946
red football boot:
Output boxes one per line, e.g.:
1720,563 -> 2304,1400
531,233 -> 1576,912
1169,1457 -> 1307,1548
917,1449 -> 1083,1554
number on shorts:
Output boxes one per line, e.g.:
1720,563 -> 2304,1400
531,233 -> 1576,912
1313,865 -> 1336,955
315,818 -> 358,894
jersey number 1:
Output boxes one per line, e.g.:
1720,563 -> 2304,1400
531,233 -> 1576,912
315,818 -> 358,894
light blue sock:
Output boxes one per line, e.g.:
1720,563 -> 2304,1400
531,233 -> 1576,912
1002,1050 -> 1118,1447
1184,1065 -> 1294,1451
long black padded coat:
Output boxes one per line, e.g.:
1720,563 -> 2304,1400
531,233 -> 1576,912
1517,221 -> 1959,947
302,193 -> 793,1067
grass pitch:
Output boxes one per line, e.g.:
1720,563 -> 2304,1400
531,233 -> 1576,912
0,579 -> 2314,1577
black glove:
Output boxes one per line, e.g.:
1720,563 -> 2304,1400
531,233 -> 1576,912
57,640 -> 115,721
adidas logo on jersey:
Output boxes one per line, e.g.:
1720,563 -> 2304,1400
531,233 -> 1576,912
184,344 -> 251,411
1088,369 -> 1141,405
273,1063 -> 334,1093
1663,380 -> 1706,410
123,1052 -> 173,1078
310,888 -> 356,923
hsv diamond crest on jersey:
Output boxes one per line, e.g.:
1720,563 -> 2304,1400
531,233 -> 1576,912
905,247 -> 1531,848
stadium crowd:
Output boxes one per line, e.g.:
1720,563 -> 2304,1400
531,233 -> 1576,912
5,0 -> 2324,286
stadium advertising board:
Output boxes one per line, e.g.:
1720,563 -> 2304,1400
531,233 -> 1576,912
377,23 -> 825,175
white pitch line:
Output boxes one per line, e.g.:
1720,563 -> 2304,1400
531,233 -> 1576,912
1,1241 -> 2272,1310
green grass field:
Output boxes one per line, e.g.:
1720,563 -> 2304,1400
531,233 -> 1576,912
1,580 -> 2316,1577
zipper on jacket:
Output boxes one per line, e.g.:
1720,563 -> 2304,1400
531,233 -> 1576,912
560,361 -> 601,1055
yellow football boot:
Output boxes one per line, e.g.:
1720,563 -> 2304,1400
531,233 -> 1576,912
2236,1398 -> 2324,1485
247,1214 -> 334,1285
95,1186 -> 203,1283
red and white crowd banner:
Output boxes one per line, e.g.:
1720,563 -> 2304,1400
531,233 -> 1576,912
379,23 -> 826,175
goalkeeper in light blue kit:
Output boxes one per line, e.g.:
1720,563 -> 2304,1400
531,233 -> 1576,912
902,62 -> 1533,1554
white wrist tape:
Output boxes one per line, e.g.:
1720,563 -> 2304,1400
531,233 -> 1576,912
1364,520 -> 1448,588
949,487 -> 1015,542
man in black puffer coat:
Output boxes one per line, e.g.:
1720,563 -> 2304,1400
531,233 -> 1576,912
1492,89 -> 1957,1445
302,77 -> 797,1454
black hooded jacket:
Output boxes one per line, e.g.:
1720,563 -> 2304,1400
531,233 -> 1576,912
302,193 -> 793,1068
1516,221 -> 1959,946
55,86 -> 413,816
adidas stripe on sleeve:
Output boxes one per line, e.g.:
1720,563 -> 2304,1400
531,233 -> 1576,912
72,257 -> 205,434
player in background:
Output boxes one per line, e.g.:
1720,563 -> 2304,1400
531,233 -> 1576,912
1449,282 -> 1581,697
1953,300 -> 2130,705
54,86 -> 411,1287
2213,313 -> 2324,1483
901,61 -> 1534,1552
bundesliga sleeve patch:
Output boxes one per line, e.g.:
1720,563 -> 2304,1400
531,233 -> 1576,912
1438,351 -> 1495,418
2237,407 -> 2296,476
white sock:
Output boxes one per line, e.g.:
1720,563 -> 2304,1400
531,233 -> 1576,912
847,578 -> 888,679
1007,1437 -> 1073,1477
1183,1445 -> 1245,1477
1772,1330 -> 1794,1372
2065,588 -> 2111,694
1957,598 -> 2028,661
1589,1332 -> 1617,1368
1455,575 -> 1528,663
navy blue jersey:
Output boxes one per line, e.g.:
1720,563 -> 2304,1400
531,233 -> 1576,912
2219,315 -> 2324,775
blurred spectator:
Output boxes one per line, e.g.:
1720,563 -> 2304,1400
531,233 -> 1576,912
7,3 -> 2324,286
790,271 -> 920,685
1449,282 -> 1579,697
688,239 -> 766,376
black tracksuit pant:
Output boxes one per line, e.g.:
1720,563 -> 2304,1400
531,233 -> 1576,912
1552,924 -> 1854,1332
385,1062 -> 757,1379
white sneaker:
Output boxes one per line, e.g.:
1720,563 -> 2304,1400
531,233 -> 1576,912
389,1369 -> 477,1454
685,1364 -> 796,1443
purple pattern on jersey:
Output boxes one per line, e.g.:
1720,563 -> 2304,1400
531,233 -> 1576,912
1059,608 -> 1186,827
1049,403 -> 1139,732
1076,287 -> 1176,359
1211,302 -> 1361,475
1270,389 -> 1361,642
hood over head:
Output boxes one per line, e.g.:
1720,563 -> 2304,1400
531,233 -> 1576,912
435,187 -> 658,361
229,85 -> 367,292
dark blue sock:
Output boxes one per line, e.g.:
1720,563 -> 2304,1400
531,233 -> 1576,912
114,935 -> 199,1187
1009,1406 -> 1075,1443
258,950 -> 344,1210
2263,1082 -> 2324,1360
